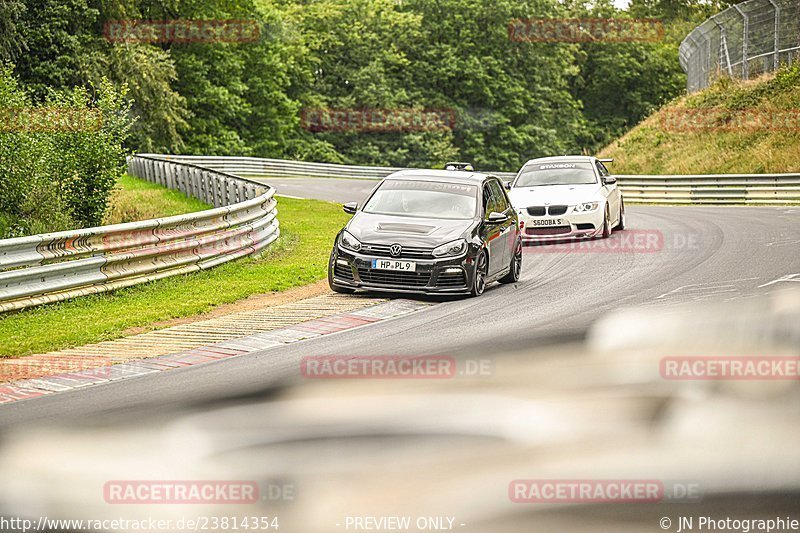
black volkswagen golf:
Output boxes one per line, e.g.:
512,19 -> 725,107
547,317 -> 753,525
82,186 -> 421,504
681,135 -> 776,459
328,169 -> 522,297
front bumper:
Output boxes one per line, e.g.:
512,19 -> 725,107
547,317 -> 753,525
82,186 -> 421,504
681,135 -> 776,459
330,246 -> 474,295
517,207 -> 604,242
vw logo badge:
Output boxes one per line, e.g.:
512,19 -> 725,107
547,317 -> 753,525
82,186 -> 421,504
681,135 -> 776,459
389,244 -> 402,257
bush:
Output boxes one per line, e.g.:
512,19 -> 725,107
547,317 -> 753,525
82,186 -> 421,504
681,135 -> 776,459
0,65 -> 133,238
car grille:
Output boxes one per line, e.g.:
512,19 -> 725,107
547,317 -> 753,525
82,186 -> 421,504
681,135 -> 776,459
526,206 -> 568,216
333,262 -> 354,281
360,243 -> 435,260
436,270 -> 467,288
357,268 -> 431,287
526,226 -> 572,236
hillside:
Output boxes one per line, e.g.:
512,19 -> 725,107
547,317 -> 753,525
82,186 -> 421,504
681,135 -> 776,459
599,66 -> 800,174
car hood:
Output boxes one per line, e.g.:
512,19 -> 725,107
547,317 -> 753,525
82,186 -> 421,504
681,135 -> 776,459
508,184 -> 602,209
346,212 -> 473,247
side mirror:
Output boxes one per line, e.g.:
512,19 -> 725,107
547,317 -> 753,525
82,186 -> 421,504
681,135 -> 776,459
343,202 -> 358,214
503,180 -> 512,190
602,176 -> 617,185
487,211 -> 508,223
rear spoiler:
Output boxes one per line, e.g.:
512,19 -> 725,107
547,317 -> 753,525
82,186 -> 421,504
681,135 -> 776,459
599,158 -> 614,164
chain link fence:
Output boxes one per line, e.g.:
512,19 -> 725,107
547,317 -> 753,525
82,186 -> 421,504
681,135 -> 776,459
680,0 -> 800,92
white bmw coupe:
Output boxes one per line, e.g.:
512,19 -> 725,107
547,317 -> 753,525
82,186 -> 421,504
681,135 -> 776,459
507,155 -> 625,242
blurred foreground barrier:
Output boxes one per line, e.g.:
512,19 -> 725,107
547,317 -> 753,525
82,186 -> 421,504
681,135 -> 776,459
144,154 -> 800,205
0,155 -> 279,313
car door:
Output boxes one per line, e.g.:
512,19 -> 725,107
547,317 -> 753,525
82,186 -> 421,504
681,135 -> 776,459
487,178 -> 515,272
481,183 -> 505,275
596,161 -> 620,224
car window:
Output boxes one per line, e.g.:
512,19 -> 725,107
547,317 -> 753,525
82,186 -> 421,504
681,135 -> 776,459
484,185 -> 503,218
596,161 -> 609,177
363,179 -> 478,220
514,161 -> 598,186
488,180 -> 509,211
482,184 -> 493,217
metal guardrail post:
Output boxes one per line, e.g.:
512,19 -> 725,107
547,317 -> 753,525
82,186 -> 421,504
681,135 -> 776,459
768,0 -> 780,70
733,4 -> 749,80
712,16 -> 733,77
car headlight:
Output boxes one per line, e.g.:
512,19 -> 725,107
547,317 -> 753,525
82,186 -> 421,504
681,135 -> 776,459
432,239 -> 468,258
339,230 -> 362,252
573,202 -> 599,213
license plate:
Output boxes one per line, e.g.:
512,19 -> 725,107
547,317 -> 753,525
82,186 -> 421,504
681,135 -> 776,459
371,259 -> 416,271
530,218 -> 565,226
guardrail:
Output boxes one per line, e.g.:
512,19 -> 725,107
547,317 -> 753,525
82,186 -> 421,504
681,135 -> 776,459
0,155 -> 279,313
1,153 -> 794,313
140,154 -> 519,180
616,173 -> 800,205
142,154 -> 800,205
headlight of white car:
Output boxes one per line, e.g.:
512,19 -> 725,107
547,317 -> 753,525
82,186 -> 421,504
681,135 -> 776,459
339,230 -> 362,252
573,202 -> 600,213
432,239 -> 467,258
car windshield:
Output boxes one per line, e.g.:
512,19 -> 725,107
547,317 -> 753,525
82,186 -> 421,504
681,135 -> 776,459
514,161 -> 597,186
363,179 -> 478,220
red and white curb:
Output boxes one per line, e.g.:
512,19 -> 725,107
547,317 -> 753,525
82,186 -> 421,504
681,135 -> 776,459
0,299 -> 430,405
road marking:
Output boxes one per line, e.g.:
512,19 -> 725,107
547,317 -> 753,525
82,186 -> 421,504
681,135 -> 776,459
766,237 -> 800,247
654,277 -> 759,301
759,273 -> 800,288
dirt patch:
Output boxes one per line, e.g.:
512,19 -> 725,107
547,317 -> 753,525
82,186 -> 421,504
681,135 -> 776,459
122,280 -> 332,336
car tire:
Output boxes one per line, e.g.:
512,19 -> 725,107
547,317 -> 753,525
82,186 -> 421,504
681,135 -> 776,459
499,239 -> 522,284
328,252 -> 355,294
613,198 -> 626,231
600,205 -> 611,239
470,251 -> 488,297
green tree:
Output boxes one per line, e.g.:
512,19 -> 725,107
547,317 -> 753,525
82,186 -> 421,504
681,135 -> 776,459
0,0 -> 26,61
0,66 -> 133,235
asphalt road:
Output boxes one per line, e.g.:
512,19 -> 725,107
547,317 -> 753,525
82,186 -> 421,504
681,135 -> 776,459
1,177 -> 798,427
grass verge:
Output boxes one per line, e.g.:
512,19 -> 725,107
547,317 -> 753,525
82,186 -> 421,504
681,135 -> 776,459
0,182 -> 349,357
104,174 -> 211,224
600,66 -> 800,174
